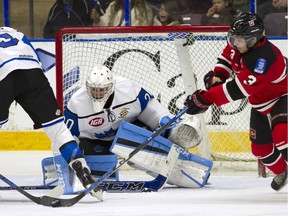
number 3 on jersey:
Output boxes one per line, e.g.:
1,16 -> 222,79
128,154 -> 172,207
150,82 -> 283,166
243,75 -> 256,86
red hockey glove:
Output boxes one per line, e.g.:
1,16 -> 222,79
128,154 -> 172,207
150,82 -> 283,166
203,70 -> 227,90
185,90 -> 212,115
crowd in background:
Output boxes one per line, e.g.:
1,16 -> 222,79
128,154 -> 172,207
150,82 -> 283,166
1,0 -> 287,38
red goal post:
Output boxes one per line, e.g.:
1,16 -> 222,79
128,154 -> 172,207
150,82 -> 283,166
55,26 -> 260,172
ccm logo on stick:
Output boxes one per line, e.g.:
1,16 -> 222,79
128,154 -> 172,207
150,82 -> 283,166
89,117 -> 105,126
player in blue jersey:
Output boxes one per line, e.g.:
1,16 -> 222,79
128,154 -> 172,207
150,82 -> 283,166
0,27 -> 102,200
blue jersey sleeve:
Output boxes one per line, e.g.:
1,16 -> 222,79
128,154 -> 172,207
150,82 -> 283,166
64,107 -> 80,137
137,88 -> 154,112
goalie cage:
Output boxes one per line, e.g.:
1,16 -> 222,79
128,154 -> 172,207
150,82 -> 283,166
55,26 -> 265,176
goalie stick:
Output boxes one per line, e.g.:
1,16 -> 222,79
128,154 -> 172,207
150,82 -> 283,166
0,144 -> 180,206
0,175 -> 172,193
0,107 -> 188,207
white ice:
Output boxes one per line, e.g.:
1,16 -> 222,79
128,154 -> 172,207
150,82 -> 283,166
0,151 -> 287,216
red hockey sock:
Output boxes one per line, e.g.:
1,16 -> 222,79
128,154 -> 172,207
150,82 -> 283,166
252,142 -> 286,174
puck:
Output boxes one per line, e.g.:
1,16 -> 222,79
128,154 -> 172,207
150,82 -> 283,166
50,199 -> 61,207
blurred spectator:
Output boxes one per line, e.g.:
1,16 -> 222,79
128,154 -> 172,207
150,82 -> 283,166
90,0 -> 112,25
177,0 -> 212,14
272,0 -> 287,8
233,0 -> 250,16
43,0 -> 96,39
95,0 -> 112,15
94,0 -> 153,26
263,12 -> 287,36
257,0 -> 287,20
147,0 -> 212,14
153,0 -> 183,26
201,0 -> 236,25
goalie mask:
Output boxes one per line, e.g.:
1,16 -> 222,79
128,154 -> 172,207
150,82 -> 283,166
86,65 -> 115,113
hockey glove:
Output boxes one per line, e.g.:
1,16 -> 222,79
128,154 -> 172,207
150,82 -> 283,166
204,70 -> 227,90
185,90 -> 212,115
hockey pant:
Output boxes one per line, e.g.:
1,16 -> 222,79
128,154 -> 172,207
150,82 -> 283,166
111,120 -> 213,188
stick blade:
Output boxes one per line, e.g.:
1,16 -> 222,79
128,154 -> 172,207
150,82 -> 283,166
46,185 -> 64,198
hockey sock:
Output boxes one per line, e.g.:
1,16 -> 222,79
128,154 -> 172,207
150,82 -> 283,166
272,123 -> 288,161
252,142 -> 287,174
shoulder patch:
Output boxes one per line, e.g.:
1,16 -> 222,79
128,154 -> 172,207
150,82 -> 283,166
253,58 -> 267,74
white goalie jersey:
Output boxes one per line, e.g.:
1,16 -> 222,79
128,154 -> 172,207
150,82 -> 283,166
64,76 -> 169,141
0,27 -> 42,81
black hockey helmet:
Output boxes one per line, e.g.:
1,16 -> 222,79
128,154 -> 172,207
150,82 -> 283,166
228,12 -> 265,49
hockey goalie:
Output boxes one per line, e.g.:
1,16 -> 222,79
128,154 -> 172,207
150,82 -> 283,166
42,118 -> 212,195
42,65 -> 213,199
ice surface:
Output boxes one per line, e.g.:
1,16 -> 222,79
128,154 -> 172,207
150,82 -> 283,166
0,151 -> 287,216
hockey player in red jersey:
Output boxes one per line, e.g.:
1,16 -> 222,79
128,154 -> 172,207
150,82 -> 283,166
184,12 -> 287,191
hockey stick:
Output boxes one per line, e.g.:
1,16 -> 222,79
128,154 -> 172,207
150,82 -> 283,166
0,174 -> 171,193
0,107 -> 187,207
0,174 -> 167,193
0,143 -> 180,206
0,174 -> 64,205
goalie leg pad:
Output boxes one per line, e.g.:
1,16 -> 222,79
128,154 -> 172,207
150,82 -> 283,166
41,157 -> 58,186
111,121 -> 213,188
84,155 -> 119,181
42,154 -> 119,194
53,155 -> 75,194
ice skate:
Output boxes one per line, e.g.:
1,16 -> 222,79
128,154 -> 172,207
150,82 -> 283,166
271,168 -> 288,191
71,160 -> 103,201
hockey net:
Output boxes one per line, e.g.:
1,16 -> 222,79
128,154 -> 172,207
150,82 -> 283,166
55,26 -> 258,172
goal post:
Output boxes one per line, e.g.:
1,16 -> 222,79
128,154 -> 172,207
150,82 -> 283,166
55,26 -> 258,171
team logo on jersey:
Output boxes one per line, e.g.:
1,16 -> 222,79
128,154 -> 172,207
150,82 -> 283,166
55,109 -> 61,116
254,58 -> 266,74
118,108 -> 130,118
250,128 -> 256,139
89,117 -> 105,127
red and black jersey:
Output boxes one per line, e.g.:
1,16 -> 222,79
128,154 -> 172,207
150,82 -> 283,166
203,37 -> 287,114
